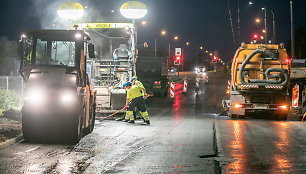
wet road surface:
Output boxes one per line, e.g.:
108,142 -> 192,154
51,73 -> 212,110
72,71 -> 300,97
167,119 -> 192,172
1,71 -> 306,173
216,118 -> 306,173
0,72 -> 222,173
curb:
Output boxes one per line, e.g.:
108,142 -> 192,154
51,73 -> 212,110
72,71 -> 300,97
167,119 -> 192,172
0,134 -> 23,150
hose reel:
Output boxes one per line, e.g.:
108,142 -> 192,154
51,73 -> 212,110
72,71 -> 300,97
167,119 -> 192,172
238,49 -> 289,87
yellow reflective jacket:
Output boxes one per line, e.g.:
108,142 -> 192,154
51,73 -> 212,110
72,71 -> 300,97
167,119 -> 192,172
127,85 -> 143,101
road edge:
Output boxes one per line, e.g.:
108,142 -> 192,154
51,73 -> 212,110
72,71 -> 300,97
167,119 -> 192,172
0,134 -> 23,150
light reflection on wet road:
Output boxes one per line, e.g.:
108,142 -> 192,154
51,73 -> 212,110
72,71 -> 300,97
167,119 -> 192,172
2,72 -> 306,173
216,119 -> 306,173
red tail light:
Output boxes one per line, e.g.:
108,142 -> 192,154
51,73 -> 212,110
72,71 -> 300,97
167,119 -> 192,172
154,81 -> 161,85
278,105 -> 288,110
234,104 -> 243,108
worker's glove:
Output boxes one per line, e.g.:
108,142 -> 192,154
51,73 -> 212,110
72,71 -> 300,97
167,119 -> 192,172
123,106 -> 129,110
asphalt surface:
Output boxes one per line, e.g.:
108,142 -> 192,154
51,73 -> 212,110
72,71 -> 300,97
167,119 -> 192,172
1,71 -> 306,173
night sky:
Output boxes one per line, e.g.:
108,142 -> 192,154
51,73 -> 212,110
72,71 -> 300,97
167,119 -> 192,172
0,0 -> 305,64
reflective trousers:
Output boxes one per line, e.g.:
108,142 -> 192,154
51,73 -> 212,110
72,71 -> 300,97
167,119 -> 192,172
125,97 -> 149,121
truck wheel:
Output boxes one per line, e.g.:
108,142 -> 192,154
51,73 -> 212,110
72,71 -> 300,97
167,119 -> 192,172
237,115 -> 245,119
163,90 -> 168,97
277,114 -> 287,121
160,90 -> 165,97
154,92 -> 161,97
229,114 -> 244,119
90,104 -> 96,132
68,114 -> 83,144
22,119 -> 36,142
86,103 -> 96,134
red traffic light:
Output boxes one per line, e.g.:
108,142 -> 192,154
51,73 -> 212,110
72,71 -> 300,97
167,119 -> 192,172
213,56 -> 217,60
175,56 -> 181,61
253,34 -> 258,40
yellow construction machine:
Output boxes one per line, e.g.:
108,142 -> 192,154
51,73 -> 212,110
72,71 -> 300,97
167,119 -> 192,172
228,43 -> 290,120
19,30 -> 96,143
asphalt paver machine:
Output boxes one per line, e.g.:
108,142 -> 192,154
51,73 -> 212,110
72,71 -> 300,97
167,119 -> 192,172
77,23 -> 137,114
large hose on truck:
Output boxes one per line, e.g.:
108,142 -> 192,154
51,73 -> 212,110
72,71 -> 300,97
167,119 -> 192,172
238,49 -> 289,87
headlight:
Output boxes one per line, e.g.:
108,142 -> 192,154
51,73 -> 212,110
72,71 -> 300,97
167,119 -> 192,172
61,93 -> 76,103
24,88 -> 45,103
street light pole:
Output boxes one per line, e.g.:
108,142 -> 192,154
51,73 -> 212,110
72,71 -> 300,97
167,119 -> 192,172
154,39 -> 157,57
271,11 -> 276,44
290,0 -> 295,59
196,49 -> 198,68
263,8 -> 267,44
168,42 -> 171,66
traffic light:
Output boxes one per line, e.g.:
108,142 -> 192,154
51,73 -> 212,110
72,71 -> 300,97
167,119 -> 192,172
252,34 -> 258,40
174,56 -> 181,65
174,48 -> 182,65
212,56 -> 217,63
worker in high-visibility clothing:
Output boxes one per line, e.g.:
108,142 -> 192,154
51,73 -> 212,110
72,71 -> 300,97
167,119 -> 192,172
131,76 -> 147,98
131,76 -> 147,119
122,81 -> 150,124
115,76 -> 147,121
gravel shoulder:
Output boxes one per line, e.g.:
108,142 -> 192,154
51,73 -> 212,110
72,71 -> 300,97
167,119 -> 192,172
0,112 -> 22,145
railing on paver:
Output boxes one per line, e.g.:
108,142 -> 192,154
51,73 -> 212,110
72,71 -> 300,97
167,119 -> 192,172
0,76 -> 23,96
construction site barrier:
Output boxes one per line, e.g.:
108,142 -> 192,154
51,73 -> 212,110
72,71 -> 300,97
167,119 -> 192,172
183,80 -> 188,93
292,84 -> 299,108
196,78 -> 199,88
170,82 -> 175,99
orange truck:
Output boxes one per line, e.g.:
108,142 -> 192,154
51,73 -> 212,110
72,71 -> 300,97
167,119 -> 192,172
228,43 -> 290,120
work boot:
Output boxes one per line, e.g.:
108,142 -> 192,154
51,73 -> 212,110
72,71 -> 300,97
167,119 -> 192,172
145,120 -> 150,124
122,119 -> 129,122
115,116 -> 124,121
128,120 -> 135,123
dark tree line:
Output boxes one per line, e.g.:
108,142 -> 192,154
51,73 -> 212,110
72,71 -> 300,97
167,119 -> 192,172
0,37 -> 19,75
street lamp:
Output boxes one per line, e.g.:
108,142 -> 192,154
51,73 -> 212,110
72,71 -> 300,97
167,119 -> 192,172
262,7 -> 267,43
57,2 -> 84,29
270,10 -> 276,44
120,1 -> 148,19
141,20 -> 147,26
249,1 -> 253,5
200,46 -> 203,50
290,0 -> 295,59
186,42 -> 190,46
161,30 -> 167,36
252,2 -> 276,44
160,31 -> 179,66
120,1 -> 148,75
255,18 -> 261,23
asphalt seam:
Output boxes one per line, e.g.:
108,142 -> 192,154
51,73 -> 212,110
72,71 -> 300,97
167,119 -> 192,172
212,121 -> 219,157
